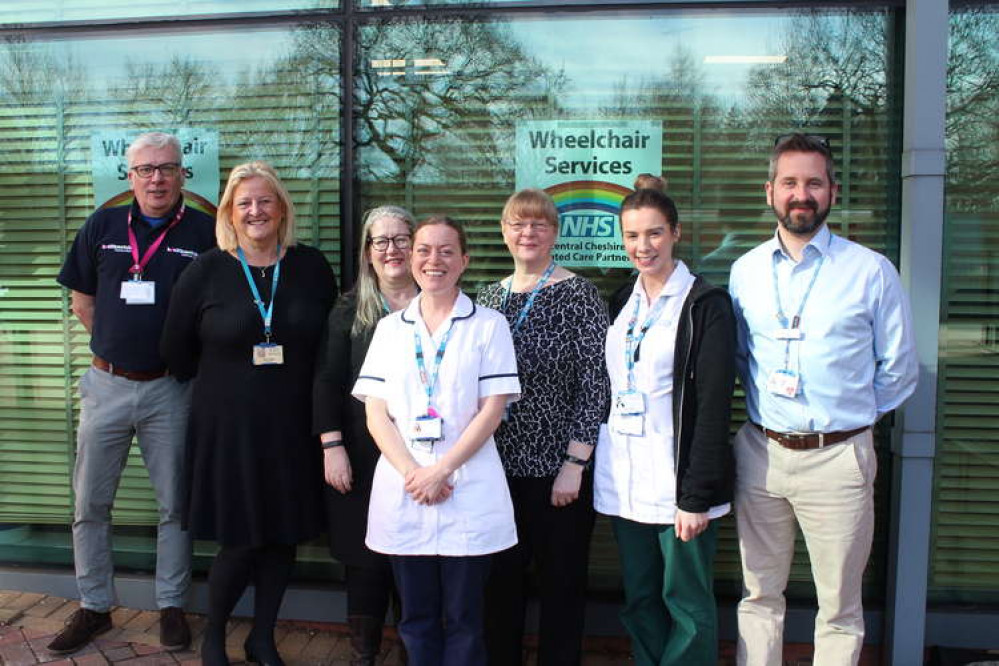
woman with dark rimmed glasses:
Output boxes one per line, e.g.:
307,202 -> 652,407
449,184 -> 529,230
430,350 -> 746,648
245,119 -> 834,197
314,205 -> 418,665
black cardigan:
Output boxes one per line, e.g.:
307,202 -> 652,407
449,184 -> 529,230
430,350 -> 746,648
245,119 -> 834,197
609,274 -> 737,513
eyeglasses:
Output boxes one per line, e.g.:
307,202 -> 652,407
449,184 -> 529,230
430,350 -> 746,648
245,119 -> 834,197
130,163 -> 182,179
504,220 -> 555,233
368,234 -> 412,251
774,134 -> 832,151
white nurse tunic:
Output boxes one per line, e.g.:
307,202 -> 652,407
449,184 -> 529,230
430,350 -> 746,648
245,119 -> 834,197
352,291 -> 521,557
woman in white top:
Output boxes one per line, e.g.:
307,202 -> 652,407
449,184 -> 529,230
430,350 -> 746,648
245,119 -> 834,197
352,215 -> 520,666
595,174 -> 736,666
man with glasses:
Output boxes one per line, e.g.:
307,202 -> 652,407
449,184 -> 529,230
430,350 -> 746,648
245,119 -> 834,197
728,133 -> 918,665
51,132 -> 215,654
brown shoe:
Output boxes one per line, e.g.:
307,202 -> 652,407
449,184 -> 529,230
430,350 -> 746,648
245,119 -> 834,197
160,606 -> 191,651
47,608 -> 112,654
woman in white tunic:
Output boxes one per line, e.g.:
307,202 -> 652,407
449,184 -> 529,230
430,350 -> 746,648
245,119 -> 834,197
352,215 -> 520,666
595,175 -> 736,666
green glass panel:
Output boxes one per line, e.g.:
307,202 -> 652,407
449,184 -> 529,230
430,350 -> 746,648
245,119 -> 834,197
355,8 -> 902,598
931,5 -> 999,605
0,24 -> 341,532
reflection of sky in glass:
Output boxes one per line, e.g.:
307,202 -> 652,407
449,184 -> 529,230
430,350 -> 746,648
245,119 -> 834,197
51,30 -> 296,86
510,12 -> 819,105
0,1 -> 334,23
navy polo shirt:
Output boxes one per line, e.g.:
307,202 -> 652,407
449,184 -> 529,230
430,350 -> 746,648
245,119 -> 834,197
58,199 -> 216,372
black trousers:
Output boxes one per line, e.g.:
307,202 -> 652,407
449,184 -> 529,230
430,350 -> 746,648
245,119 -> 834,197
484,472 -> 596,666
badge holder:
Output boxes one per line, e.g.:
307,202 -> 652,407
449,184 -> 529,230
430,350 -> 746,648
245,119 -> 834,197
253,341 -> 284,366
612,390 -> 646,437
120,274 -> 155,305
409,413 -> 443,453
767,368 -> 800,398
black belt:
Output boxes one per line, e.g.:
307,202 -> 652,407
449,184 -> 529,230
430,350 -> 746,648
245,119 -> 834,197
753,423 -> 870,450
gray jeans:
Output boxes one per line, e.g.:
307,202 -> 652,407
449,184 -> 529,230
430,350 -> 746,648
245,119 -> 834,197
72,366 -> 192,611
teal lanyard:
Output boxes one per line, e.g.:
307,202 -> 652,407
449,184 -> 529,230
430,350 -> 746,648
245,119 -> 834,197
771,249 -> 823,369
624,292 -> 669,391
771,251 -> 824,329
413,318 -> 456,414
501,261 -> 556,336
237,245 -> 282,342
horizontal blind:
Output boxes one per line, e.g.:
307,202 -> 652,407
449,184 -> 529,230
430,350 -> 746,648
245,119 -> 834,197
0,27 -> 341,525
355,13 -> 899,594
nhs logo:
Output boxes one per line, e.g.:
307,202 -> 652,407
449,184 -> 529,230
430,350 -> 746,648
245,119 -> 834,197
559,213 -> 616,238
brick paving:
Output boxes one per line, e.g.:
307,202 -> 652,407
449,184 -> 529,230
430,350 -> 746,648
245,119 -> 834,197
0,591 -> 885,665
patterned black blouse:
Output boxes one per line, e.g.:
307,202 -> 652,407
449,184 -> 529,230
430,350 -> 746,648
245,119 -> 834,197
478,276 -> 610,478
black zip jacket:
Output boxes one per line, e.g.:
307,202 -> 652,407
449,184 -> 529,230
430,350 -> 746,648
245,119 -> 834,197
609,274 -> 737,513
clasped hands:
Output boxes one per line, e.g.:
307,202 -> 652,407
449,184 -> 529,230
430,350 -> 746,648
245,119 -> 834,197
404,463 -> 454,505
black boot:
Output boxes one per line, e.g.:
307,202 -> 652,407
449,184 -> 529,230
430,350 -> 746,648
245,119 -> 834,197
200,625 -> 230,666
243,632 -> 285,666
348,615 -> 383,666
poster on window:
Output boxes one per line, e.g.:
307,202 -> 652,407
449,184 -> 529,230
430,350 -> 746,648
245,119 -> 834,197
515,119 -> 662,268
90,128 -> 220,214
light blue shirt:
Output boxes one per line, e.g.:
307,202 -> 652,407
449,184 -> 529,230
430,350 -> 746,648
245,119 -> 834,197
729,224 -> 918,433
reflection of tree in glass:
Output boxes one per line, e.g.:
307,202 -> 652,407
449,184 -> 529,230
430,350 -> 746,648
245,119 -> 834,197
602,46 -> 709,119
947,8 -> 999,213
742,10 -> 890,140
352,19 -> 562,184
0,35 -> 88,169
112,56 -> 220,126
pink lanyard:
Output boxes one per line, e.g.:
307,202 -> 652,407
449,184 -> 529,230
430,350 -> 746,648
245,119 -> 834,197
126,204 -> 185,278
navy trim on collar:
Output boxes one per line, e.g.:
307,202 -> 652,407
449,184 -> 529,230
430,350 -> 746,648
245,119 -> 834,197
400,293 -> 477,325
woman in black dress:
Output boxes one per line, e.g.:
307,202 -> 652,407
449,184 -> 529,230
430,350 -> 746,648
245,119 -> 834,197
161,162 -> 337,666
478,189 -> 610,666
313,205 -> 417,665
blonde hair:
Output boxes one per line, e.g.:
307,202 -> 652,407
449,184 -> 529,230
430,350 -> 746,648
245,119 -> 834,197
216,161 -> 297,251
353,205 -> 416,336
501,188 -> 558,228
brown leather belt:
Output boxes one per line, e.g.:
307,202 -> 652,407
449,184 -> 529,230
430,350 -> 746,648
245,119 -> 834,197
753,423 -> 870,450
92,356 -> 169,382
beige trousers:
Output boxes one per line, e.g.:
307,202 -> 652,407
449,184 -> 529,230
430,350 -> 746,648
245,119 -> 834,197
734,422 -> 876,666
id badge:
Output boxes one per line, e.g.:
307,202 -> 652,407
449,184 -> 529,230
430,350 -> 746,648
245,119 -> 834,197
252,343 -> 284,366
775,328 -> 803,340
613,412 -> 645,437
767,368 -> 800,398
613,390 -> 646,416
120,280 -> 155,305
409,414 -> 442,442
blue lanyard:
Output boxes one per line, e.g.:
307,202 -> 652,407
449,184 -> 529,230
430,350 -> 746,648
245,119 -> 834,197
501,261 -> 556,335
237,245 -> 281,342
413,317 -> 456,413
624,291 -> 669,391
771,250 -> 824,329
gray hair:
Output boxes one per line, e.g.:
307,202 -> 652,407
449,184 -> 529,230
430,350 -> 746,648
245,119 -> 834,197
353,205 -> 416,337
125,132 -> 183,166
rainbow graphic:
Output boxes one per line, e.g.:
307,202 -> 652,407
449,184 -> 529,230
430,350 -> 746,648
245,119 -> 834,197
545,180 -> 632,216
99,189 -> 218,216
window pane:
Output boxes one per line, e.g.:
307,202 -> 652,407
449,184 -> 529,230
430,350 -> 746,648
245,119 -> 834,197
355,8 -> 902,597
932,4 -> 999,605
0,1 -> 336,24
0,24 -> 341,573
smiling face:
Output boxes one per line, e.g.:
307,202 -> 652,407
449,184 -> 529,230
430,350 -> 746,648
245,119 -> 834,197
411,223 -> 469,296
127,144 -> 184,218
367,215 -> 413,286
501,216 -> 558,267
765,150 -> 838,239
231,176 -> 283,249
621,206 -> 680,281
